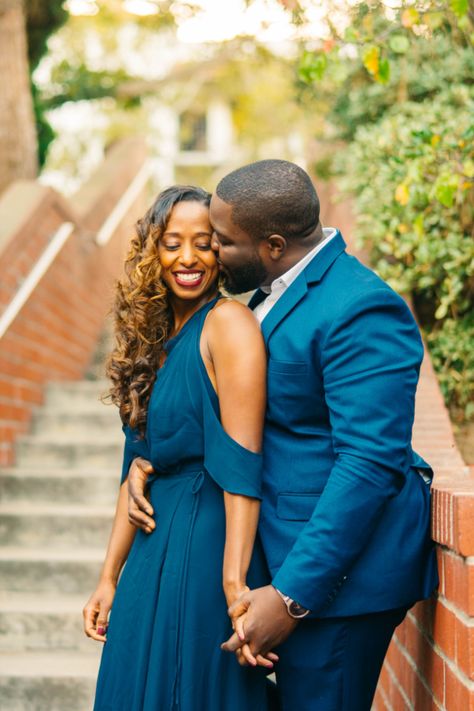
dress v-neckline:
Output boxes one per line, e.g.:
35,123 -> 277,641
164,295 -> 220,355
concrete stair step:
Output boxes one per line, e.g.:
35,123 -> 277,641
26,432 -> 121,444
31,410 -> 121,437
44,381 -> 110,409
0,503 -> 114,548
0,592 -> 100,653
0,547 -> 104,594
0,468 -> 119,504
15,439 -> 122,467
0,650 -> 100,711
46,380 -> 109,396
37,401 -> 118,417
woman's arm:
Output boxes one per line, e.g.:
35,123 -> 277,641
203,301 -> 267,606
83,479 -> 137,641
222,494 -> 260,605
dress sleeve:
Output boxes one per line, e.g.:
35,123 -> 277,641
201,381 -> 263,499
120,424 -> 151,485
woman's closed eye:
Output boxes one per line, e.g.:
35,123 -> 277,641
161,237 -> 212,252
162,242 -> 180,251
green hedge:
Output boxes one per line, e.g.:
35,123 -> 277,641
336,87 -> 474,419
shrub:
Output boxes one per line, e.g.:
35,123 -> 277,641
337,87 -> 474,419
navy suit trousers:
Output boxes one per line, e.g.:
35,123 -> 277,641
272,607 -> 408,711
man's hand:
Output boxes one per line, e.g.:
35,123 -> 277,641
127,457 -> 155,533
222,585 -> 298,664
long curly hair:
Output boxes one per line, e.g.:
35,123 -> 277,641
106,185 -> 212,433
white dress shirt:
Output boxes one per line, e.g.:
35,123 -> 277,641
253,228 -> 337,323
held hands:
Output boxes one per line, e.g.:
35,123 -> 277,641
222,585 -> 298,668
127,457 -> 155,533
223,583 -> 280,670
83,578 -> 116,642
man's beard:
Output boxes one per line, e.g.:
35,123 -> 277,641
220,257 -> 268,295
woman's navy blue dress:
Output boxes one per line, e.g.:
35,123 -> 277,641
93,297 -> 269,710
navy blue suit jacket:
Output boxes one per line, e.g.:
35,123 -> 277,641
251,233 -> 438,617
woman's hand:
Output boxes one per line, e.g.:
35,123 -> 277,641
83,578 -> 116,642
224,583 -> 279,670
224,581 -> 249,609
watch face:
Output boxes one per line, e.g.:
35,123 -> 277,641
289,601 -> 309,618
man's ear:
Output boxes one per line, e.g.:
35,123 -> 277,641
265,234 -> 287,261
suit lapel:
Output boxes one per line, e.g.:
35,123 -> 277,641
261,232 -> 347,343
261,275 -> 308,342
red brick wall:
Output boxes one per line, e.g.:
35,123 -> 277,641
374,358 -> 473,711
0,138 -> 150,465
319,178 -> 473,710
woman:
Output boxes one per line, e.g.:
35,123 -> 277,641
83,186 -> 273,710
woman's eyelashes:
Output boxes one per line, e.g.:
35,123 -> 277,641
161,241 -> 212,252
162,243 -> 180,251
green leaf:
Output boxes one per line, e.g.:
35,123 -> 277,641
414,214 -> 424,236
378,58 -> 390,83
298,51 -> 327,83
450,0 -> 468,16
344,27 -> 358,43
389,35 -> 410,54
435,183 -> 456,207
434,173 -> 459,207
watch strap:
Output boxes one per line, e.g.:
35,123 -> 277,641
274,587 -> 310,619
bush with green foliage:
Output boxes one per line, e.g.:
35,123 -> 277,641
328,37 -> 474,140
295,0 -> 474,421
336,88 -> 474,419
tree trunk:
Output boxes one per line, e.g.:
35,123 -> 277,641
0,0 -> 38,196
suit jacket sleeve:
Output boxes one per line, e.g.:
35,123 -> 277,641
272,287 -> 424,613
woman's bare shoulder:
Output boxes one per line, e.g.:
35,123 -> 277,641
205,297 -> 263,347
208,297 -> 260,329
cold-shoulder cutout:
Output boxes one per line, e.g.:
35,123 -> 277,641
199,363 -> 263,499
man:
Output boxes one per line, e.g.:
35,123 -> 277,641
127,160 -> 438,710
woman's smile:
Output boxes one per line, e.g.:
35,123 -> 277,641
172,269 -> 205,287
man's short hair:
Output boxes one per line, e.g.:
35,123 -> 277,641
215,159 -> 320,241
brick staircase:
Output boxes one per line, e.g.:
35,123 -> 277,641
0,379 -> 122,711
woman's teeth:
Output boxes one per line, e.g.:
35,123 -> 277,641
175,272 -> 203,284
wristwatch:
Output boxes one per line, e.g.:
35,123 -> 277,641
274,587 -> 310,619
